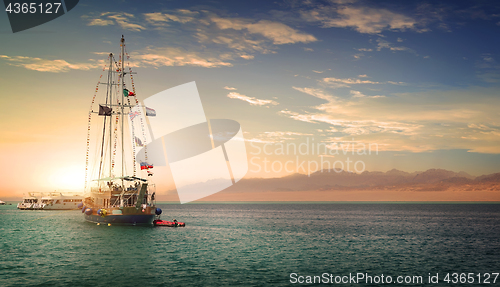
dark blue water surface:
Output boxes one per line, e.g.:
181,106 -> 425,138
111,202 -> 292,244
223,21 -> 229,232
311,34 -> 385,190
1,203 -> 499,286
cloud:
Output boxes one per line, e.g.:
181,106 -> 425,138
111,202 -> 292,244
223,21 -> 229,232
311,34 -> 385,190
135,47 -> 233,68
353,53 -> 364,60
350,90 -> 366,98
224,86 -> 237,90
246,131 -> 315,143
88,19 -> 113,26
302,6 -> 418,34
320,76 -> 405,88
376,38 -> 414,53
144,10 -> 198,25
0,55 -> 103,72
477,72 -> 500,83
1,46 -> 236,72
322,77 -> 380,88
475,53 -> 500,82
350,90 -> 385,98
282,85 -> 500,153
211,17 -> 317,45
240,54 -> 254,60
292,86 -> 333,101
83,9 -> 317,66
227,92 -> 279,106
85,12 -> 145,31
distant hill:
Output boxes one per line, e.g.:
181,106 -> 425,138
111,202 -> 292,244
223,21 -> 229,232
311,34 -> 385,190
219,168 -> 500,194
476,173 -> 500,182
412,169 -> 474,183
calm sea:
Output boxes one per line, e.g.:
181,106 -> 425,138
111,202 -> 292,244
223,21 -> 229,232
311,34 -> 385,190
1,203 -> 499,286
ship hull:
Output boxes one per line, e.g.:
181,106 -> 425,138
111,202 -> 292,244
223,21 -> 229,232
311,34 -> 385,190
84,214 -> 155,225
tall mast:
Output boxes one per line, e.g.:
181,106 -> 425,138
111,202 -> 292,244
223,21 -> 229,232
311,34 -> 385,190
98,53 -> 113,182
109,53 -> 113,178
120,35 -> 125,179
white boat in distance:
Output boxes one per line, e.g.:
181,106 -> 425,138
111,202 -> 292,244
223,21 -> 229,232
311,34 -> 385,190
0,200 -> 6,205
17,192 -> 84,210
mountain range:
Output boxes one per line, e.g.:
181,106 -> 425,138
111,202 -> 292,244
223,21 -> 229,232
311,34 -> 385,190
219,169 -> 500,193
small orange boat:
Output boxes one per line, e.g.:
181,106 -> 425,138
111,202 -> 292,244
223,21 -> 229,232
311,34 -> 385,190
153,219 -> 185,227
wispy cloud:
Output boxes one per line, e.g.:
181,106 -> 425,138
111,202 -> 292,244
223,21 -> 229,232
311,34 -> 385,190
246,131 -> 315,143
224,86 -> 237,90
88,19 -> 113,26
376,38 -> 414,53
350,90 -> 385,98
292,86 -> 334,101
475,53 -> 500,83
240,54 -> 254,60
321,76 -> 405,88
85,12 -> 145,31
227,92 -> 279,106
301,5 -> 419,34
211,17 -> 317,45
135,47 -> 232,68
283,85 -> 500,153
0,55 -> 103,73
322,76 -> 380,88
0,46 -> 234,72
144,10 -> 198,25
84,9 -> 318,65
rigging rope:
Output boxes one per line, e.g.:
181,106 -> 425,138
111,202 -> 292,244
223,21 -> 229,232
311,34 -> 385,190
85,47 -> 150,186
125,48 -> 149,174
84,56 -> 109,189
110,55 -> 121,174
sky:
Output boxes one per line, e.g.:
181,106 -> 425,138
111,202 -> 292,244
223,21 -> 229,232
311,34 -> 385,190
0,0 -> 500,199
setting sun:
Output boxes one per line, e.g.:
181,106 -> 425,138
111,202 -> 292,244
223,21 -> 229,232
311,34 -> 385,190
45,165 -> 85,192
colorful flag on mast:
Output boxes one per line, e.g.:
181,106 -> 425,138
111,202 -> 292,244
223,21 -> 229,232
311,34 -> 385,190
140,162 -> 153,170
129,110 -> 140,120
146,107 -> 156,116
134,136 -> 144,147
98,105 -> 112,116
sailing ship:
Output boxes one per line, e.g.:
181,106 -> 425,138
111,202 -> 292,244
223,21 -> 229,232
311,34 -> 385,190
81,36 -> 158,225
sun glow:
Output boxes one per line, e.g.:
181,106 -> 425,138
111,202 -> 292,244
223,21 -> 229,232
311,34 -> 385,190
46,165 -> 85,191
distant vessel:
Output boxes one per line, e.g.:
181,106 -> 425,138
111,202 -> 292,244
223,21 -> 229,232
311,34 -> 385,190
0,200 -> 5,205
81,36 -> 158,225
41,192 -> 84,210
17,193 -> 42,210
17,192 -> 84,210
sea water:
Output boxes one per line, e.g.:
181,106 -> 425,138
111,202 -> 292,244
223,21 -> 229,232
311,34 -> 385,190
0,203 -> 499,286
